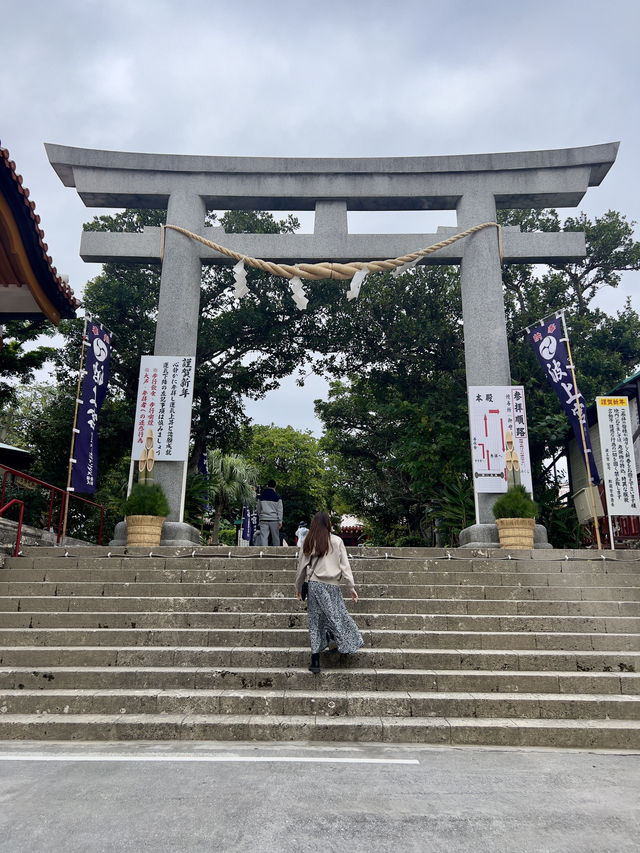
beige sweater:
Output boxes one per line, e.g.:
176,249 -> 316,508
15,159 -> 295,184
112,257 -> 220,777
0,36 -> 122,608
295,533 -> 356,594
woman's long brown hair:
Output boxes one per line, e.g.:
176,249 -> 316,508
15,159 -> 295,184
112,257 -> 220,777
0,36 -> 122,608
302,511 -> 332,557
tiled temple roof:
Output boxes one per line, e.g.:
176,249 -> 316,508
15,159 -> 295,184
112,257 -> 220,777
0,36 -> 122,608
0,141 -> 78,320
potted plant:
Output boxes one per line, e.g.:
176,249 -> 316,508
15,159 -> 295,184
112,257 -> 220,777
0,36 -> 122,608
492,484 -> 538,549
123,482 -> 170,547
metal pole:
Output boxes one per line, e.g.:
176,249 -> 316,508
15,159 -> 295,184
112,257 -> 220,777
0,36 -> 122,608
126,458 -> 135,497
607,511 -> 616,551
560,312 -> 602,551
473,487 -> 480,527
62,316 -> 88,543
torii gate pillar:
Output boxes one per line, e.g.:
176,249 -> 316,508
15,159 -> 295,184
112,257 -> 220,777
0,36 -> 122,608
152,190 -> 205,540
46,142 -> 619,547
456,189 -> 513,543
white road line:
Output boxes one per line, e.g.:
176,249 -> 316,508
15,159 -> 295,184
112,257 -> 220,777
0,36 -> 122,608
0,754 -> 419,765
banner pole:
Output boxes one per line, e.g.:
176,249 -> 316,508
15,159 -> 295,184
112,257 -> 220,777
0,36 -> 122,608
473,486 -> 480,527
62,315 -> 88,543
607,512 -> 616,551
127,458 -> 135,497
560,312 -> 602,551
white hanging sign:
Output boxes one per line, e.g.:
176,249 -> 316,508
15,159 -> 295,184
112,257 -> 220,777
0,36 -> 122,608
289,275 -> 309,309
131,356 -> 195,463
596,397 -> 640,516
347,267 -> 369,300
468,385 -> 533,494
233,260 -> 249,298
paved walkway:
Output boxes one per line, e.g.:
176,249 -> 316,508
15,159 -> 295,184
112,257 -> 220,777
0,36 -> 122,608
1,741 -> 638,852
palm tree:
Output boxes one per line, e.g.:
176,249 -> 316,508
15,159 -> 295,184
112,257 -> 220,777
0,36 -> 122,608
207,450 -> 258,544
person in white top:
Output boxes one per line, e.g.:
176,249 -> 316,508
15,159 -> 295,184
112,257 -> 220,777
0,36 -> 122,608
295,521 -> 309,549
295,511 -> 364,674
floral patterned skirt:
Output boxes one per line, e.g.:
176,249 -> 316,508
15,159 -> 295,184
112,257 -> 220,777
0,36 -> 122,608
306,581 -> 365,655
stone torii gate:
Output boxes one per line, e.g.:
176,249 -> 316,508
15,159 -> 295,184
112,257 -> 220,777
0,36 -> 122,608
47,142 -> 619,546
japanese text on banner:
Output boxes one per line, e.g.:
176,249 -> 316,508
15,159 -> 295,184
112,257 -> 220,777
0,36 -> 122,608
131,356 -> 195,463
71,324 -> 111,494
468,386 -> 533,495
596,397 -> 640,517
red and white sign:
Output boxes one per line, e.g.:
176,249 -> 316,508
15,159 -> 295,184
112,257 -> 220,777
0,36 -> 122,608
131,356 -> 195,463
468,386 -> 533,494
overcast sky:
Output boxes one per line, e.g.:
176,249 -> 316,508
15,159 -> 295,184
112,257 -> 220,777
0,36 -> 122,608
2,0 -> 639,434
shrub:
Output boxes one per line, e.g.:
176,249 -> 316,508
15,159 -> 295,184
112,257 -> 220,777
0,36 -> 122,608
218,527 -> 237,546
395,534 -> 429,547
426,474 -> 475,547
492,485 -> 537,520
123,483 -> 170,517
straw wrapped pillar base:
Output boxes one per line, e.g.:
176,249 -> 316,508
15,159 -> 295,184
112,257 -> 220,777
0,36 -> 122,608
495,517 -> 535,549
125,515 -> 166,547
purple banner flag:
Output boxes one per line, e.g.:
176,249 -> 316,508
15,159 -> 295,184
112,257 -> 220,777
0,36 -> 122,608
527,313 -> 600,484
71,322 -> 111,493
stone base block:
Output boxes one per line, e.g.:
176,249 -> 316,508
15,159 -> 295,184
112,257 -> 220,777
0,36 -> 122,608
459,523 -> 552,549
110,520 -> 201,547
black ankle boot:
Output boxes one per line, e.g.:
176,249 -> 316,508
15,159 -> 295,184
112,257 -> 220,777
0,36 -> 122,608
326,630 -> 338,653
308,653 -> 320,674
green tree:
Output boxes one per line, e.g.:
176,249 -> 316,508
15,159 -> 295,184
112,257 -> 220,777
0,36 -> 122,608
315,210 -> 640,546
0,320 -> 56,410
504,210 -> 640,488
0,383 -> 57,446
60,208 -> 345,460
206,450 -> 258,544
16,206 -> 640,550
314,265 -> 469,539
34,208 -> 342,539
245,424 -> 332,541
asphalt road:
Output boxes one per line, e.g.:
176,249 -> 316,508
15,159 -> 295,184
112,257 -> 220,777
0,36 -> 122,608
1,741 -> 638,853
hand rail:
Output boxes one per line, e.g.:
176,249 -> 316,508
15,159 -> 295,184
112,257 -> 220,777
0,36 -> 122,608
0,465 -> 104,545
0,499 -> 25,556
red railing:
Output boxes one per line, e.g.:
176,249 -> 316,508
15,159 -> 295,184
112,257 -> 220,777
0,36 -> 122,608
0,466 -> 104,545
0,499 -> 24,556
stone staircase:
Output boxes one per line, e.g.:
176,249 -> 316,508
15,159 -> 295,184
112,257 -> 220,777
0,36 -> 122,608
0,546 -> 639,748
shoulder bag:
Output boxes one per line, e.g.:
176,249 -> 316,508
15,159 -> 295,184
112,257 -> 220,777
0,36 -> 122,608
300,555 -> 319,601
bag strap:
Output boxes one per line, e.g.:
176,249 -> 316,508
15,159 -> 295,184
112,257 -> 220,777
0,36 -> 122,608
304,555 -> 319,582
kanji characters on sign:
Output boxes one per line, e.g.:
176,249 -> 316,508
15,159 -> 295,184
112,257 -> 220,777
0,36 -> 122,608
71,323 -> 111,494
131,356 -> 195,463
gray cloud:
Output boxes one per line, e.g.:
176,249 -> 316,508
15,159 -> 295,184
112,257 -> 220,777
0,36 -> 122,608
2,0 -> 638,432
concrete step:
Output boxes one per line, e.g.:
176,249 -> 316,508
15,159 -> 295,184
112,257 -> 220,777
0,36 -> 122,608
2,687 -> 639,720
1,626 -> 639,651
5,565 -> 640,586
1,645 -> 639,671
11,551 -> 640,574
1,595 -> 638,617
0,625 -> 637,652
0,712 -> 638,748
1,581 -> 639,601
2,665 -> 638,694
15,545 -> 640,570
3,610 -> 639,634
2,548 -> 639,749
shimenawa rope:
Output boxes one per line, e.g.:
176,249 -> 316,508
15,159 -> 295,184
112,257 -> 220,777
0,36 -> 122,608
160,221 -> 503,281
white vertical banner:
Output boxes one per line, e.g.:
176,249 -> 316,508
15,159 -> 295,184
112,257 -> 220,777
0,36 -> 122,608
131,356 -> 195,463
468,386 -> 533,495
596,396 -> 640,517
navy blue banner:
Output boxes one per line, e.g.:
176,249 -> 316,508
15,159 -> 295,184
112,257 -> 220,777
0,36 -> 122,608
527,314 -> 600,484
241,504 -> 256,545
71,322 -> 111,493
